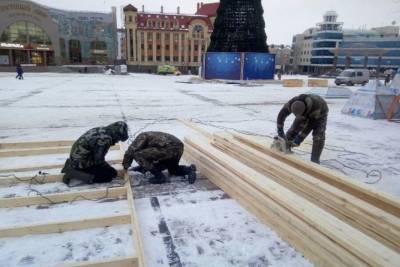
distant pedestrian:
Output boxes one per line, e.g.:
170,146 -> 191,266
277,72 -> 282,80
16,64 -> 24,80
385,74 -> 391,86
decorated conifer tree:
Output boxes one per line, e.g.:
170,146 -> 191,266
208,0 -> 269,52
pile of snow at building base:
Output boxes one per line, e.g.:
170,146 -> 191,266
307,86 -> 353,99
341,77 -> 400,119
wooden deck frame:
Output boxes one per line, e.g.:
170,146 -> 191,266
0,140 -> 144,267
61,256 -> 139,267
184,135 -> 400,267
213,132 -> 400,252
0,214 -> 131,238
0,186 -> 127,208
0,159 -> 122,174
0,169 -> 125,186
0,144 -> 120,158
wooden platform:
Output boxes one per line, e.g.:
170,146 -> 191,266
0,140 -> 146,267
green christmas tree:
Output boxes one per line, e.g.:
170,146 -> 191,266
208,0 -> 269,52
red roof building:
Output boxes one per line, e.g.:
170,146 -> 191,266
123,2 -> 219,73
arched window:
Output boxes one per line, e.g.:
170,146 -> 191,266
0,21 -> 51,45
192,25 -> 204,39
69,39 -> 82,63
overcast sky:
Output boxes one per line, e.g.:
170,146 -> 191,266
33,0 -> 400,45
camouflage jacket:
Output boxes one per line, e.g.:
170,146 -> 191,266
123,131 -> 183,169
277,94 -> 329,129
69,121 -> 128,169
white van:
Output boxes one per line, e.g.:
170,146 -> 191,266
335,69 -> 370,86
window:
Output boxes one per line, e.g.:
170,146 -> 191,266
129,16 -> 133,22
173,56 -> 179,62
0,21 -> 52,45
194,56 -> 198,62
156,56 -> 161,61
357,72 -> 363,76
165,56 -> 170,61
157,45 -> 161,50
166,45 -> 170,50
148,55 -> 153,61
147,32 -> 152,40
69,39 -> 81,63
156,33 -> 161,40
148,44 -> 152,50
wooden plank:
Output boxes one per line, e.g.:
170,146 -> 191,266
177,118 -> 212,139
213,132 -> 400,252
233,132 -> 400,217
0,186 -> 127,208
0,140 -> 75,150
185,136 -> 400,267
60,256 -> 138,267
0,168 -> 126,186
120,142 -> 146,267
183,146 -> 365,267
0,214 -> 131,238
0,159 -> 122,174
0,145 -> 120,158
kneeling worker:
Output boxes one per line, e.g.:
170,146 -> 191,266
123,131 -> 196,184
62,121 -> 129,184
277,94 -> 329,164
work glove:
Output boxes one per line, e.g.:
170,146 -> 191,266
291,136 -> 302,147
277,127 -> 285,138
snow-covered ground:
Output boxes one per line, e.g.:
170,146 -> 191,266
0,72 -> 399,267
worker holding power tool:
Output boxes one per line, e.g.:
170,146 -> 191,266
276,94 -> 329,164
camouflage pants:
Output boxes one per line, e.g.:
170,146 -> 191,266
286,115 -> 327,164
133,145 -> 184,172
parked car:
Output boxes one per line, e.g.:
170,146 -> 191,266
335,69 -> 370,86
157,65 -> 181,76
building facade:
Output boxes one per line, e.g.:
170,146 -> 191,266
0,0 -> 117,66
292,11 -> 400,73
123,2 -> 219,73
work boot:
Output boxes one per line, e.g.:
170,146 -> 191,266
131,165 -> 146,174
311,139 -> 325,164
149,168 -> 167,184
187,164 -> 197,184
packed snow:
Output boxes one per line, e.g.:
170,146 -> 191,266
0,72 -> 399,267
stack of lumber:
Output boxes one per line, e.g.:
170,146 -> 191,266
0,140 -> 146,267
181,120 -> 400,267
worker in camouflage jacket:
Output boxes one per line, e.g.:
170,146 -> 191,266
62,121 -> 129,185
123,131 -> 196,184
277,94 -> 329,164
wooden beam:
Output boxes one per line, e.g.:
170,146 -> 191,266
183,146 -> 365,267
120,142 -> 147,267
0,169 -> 125,186
0,140 -> 75,150
0,159 -> 122,174
177,118 -> 213,139
0,186 -> 127,208
232,132 -> 400,217
0,214 -> 131,238
61,256 -> 138,267
213,132 -> 400,252
185,136 -> 400,267
0,145 -> 120,158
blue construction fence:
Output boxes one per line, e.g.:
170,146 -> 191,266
201,52 -> 276,80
